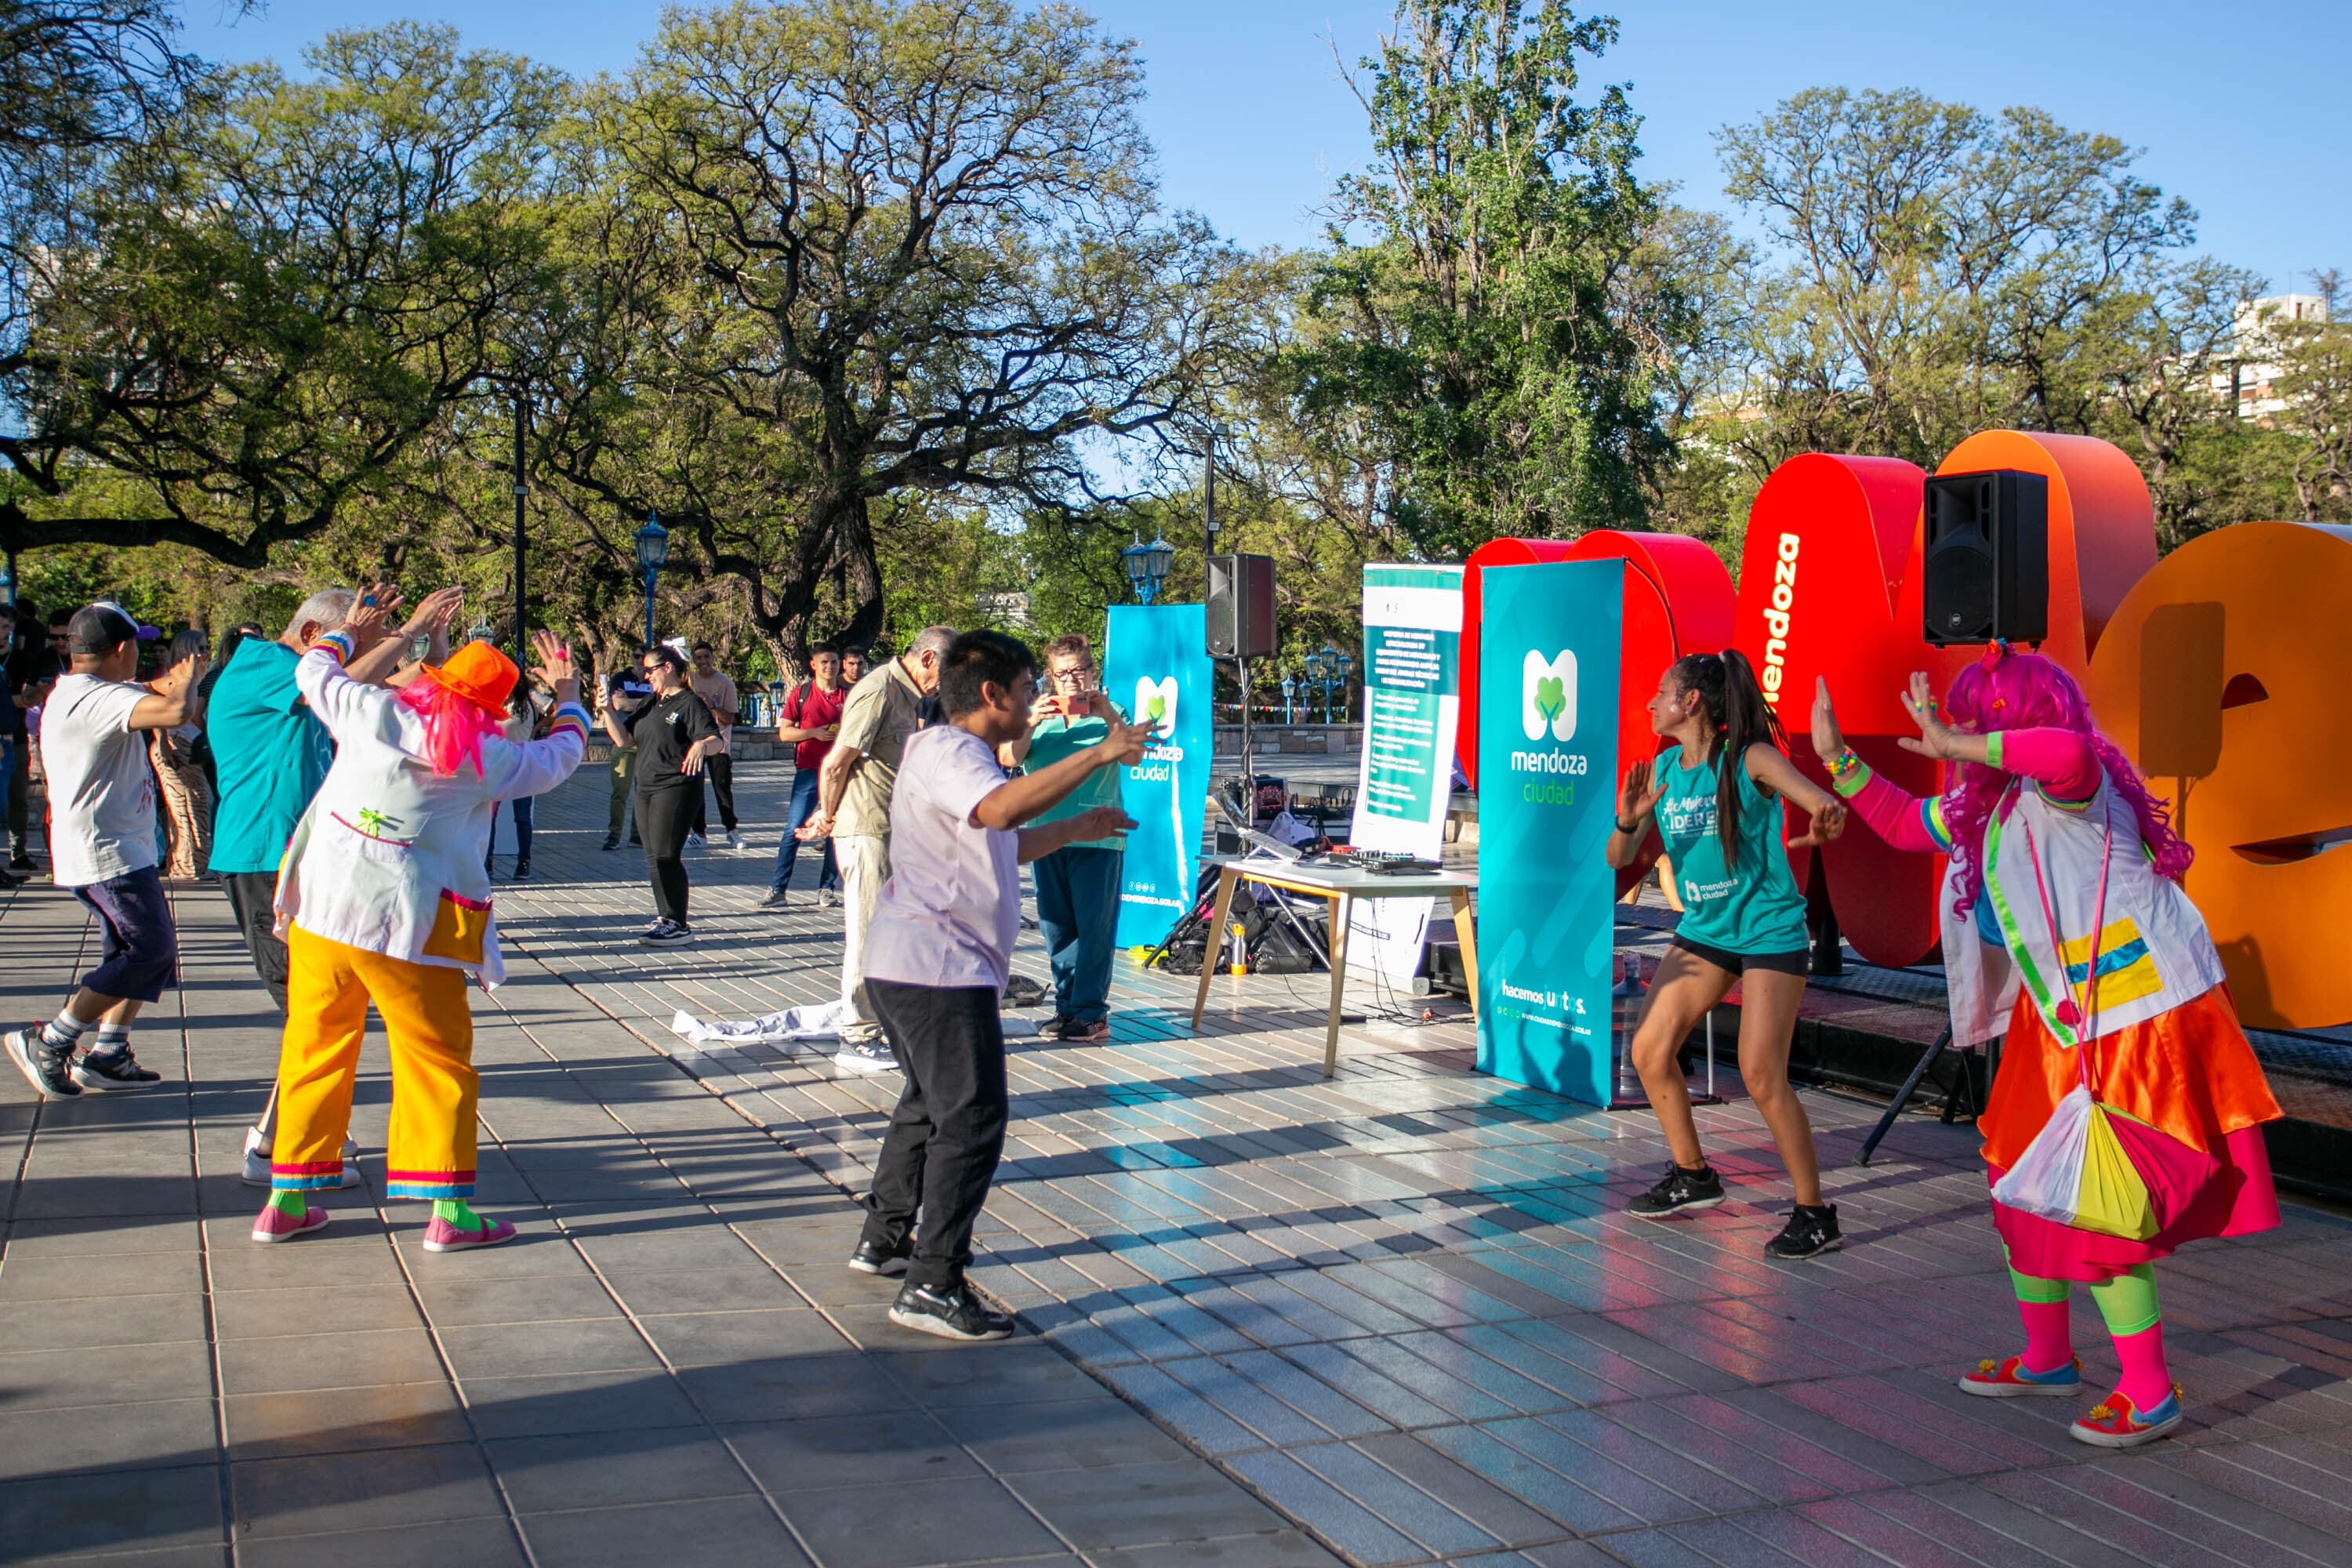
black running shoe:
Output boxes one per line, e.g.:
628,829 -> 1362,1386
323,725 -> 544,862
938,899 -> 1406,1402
1763,1203 -> 1842,1261
9,850 -> 34,872
511,858 -> 530,880
5,1025 -> 81,1100
72,1047 -> 162,1091
889,1281 -> 1014,1341
848,1239 -> 910,1277
1627,1163 -> 1724,1219
641,919 -> 693,948
600,834 -> 619,851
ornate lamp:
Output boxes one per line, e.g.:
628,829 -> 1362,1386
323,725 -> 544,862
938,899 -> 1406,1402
1122,530 -> 1175,605
633,513 -> 669,649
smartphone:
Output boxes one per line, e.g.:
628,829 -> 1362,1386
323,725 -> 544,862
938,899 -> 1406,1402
1064,691 -> 1092,720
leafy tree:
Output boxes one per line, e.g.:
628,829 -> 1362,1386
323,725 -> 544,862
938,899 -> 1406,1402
536,0 -> 1236,666
1284,0 -> 1675,556
2,23 -> 563,564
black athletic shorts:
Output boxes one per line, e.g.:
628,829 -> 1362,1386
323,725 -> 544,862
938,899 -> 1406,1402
1669,934 -> 1808,977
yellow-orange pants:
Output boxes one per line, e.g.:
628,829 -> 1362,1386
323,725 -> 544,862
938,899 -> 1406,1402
271,924 -> 478,1200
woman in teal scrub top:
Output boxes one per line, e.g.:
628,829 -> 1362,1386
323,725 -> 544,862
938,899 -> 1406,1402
1606,650 -> 1849,1261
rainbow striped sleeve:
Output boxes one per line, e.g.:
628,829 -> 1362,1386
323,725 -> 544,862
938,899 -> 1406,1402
310,630 -> 357,664
1922,795 -> 1955,852
544,702 -> 591,743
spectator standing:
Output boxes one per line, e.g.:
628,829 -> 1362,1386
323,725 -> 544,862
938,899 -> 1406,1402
1000,633 -> 1128,1044
848,631 -> 1142,1337
762,644 -> 846,909
149,628 -> 215,880
489,674 -> 550,880
604,644 -> 724,945
599,655 -> 653,851
5,607 -> 69,870
0,602 -> 33,887
840,646 -> 869,687
4,604 -> 204,1098
211,586 -> 462,1183
687,641 -> 744,851
804,626 -> 955,1074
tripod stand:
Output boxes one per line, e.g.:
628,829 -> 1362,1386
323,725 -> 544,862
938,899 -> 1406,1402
1853,1024 -> 2000,1165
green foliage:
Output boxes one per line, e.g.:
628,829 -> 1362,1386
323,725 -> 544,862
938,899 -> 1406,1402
1283,0 -> 1675,555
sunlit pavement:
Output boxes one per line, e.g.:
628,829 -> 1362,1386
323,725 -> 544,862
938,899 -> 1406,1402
6,757 -> 2352,1567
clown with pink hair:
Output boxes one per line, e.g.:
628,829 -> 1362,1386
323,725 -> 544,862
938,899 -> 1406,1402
1813,645 -> 2281,1449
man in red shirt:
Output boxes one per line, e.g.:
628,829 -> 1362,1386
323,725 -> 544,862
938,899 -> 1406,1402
763,643 -> 848,907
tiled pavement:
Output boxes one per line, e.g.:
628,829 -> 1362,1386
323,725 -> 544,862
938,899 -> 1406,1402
7,759 -> 2352,1567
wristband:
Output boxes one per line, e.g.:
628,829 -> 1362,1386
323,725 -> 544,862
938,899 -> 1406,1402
1613,815 -> 1641,835
1824,747 -> 1864,780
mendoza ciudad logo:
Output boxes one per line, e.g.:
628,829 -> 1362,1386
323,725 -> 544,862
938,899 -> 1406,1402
1126,674 -> 1182,783
1512,649 -> 1585,804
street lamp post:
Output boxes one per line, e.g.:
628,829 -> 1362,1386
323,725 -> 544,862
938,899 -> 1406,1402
633,513 -> 669,652
1280,673 -> 1295,724
513,390 -> 530,662
1121,530 -> 1175,604
1335,649 -> 1354,724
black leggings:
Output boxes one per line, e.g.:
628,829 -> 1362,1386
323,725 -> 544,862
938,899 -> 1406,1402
636,786 -> 696,924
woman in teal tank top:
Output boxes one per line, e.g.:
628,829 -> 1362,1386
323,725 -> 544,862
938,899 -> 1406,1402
1605,651 -> 1849,1260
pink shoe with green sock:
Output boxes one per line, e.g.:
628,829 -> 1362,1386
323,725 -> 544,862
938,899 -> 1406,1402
422,1198 -> 514,1253
251,1189 -> 330,1243
1962,1267 -> 2084,1397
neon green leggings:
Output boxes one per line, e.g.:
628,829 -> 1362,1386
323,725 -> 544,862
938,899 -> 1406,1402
2009,1258 -> 2160,1336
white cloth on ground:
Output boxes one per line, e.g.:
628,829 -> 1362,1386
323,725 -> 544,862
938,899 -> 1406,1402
668,997 -> 1037,1050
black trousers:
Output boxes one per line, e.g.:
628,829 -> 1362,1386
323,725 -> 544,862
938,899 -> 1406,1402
221,869 -> 289,1015
636,785 -> 697,924
859,981 -> 1008,1290
691,753 -> 737,835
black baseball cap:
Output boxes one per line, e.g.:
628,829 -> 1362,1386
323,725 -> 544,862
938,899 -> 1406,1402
68,601 -> 140,655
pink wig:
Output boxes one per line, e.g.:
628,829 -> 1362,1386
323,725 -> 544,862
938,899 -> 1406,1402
1940,648 -> 2192,917
395,671 -> 503,779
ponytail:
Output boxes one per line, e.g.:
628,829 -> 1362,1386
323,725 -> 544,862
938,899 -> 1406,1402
1666,649 -> 1788,866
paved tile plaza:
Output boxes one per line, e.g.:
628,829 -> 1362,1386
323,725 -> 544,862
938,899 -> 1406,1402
6,757 -> 2352,1567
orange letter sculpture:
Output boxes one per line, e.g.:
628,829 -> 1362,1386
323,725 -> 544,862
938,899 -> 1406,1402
2089,522 -> 2352,1030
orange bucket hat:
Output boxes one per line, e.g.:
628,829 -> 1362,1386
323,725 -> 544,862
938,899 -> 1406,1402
430,640 -> 519,719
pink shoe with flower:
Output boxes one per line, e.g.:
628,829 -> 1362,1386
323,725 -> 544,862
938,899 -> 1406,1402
1958,1353 -> 2081,1398
423,1212 -> 516,1252
251,1203 -> 331,1243
2071,1385 -> 2185,1448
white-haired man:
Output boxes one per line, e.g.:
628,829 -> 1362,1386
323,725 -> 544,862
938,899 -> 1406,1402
800,625 -> 955,1074
209,584 -> 463,1182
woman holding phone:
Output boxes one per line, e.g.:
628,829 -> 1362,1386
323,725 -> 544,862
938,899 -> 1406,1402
1000,634 -> 1129,1043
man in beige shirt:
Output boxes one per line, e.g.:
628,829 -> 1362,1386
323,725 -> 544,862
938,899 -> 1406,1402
803,624 -> 955,1071
686,642 -> 743,850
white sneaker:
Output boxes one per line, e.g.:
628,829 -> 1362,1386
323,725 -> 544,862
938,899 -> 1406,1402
241,1127 -> 363,1188
726,830 -> 746,852
818,888 -> 843,909
833,1040 -> 900,1076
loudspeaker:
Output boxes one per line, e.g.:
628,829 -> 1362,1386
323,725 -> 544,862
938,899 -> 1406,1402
1922,469 -> 2049,645
1207,554 -> 1276,659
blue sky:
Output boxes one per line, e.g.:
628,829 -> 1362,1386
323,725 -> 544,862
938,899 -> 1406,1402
182,0 -> 2349,295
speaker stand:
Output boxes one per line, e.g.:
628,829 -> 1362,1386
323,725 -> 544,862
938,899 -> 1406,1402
1236,653 -> 1255,819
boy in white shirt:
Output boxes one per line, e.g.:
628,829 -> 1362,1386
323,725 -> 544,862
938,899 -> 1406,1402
849,630 -> 1143,1339
5,604 -> 204,1097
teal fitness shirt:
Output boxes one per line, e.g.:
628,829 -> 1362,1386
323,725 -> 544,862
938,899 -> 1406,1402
1019,700 -> 1128,851
206,638 -> 334,875
1650,742 -> 1808,955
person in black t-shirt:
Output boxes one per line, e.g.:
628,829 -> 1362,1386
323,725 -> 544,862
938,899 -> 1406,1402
601,644 -> 723,945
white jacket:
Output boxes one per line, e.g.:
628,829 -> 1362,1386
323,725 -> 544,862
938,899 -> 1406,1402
1944,772 -> 2226,1049
274,640 -> 590,986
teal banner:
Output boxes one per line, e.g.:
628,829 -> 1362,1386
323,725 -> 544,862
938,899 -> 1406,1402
1102,603 -> 1214,948
1475,560 -> 1622,1105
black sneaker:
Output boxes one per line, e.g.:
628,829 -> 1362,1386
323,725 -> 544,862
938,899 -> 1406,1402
758,889 -> 790,909
1763,1203 -> 1843,1261
848,1239 -> 911,1277
511,858 -> 531,880
641,920 -> 693,947
889,1281 -> 1014,1341
71,1047 -> 162,1091
600,834 -> 619,851
5,1025 -> 81,1100
1054,1016 -> 1111,1044
1627,1163 -> 1725,1220
9,851 -> 33,872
